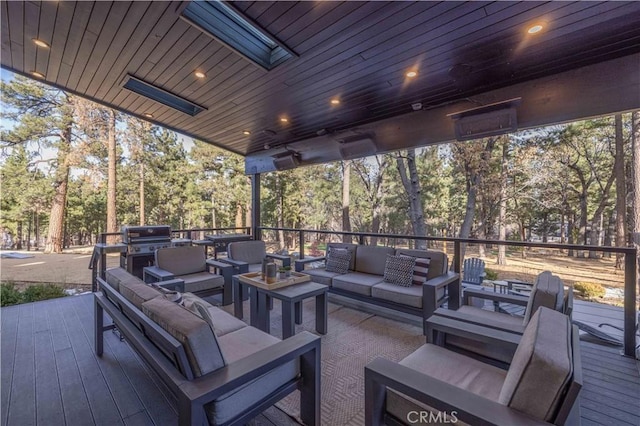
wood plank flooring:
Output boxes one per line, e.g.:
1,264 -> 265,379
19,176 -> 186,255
1,294 -> 638,426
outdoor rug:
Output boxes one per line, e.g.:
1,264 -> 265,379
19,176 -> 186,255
220,297 -> 425,426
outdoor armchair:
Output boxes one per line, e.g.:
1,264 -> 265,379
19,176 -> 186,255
222,240 -> 291,274
365,307 -> 582,426
143,245 -> 234,305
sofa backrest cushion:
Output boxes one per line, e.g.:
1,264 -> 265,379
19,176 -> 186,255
105,267 -> 140,292
142,296 -> 226,377
156,246 -> 206,276
395,249 -> 448,280
227,240 -> 266,265
326,243 -> 358,270
523,271 -> 565,323
499,307 -> 573,422
355,245 -> 395,275
119,279 -> 162,309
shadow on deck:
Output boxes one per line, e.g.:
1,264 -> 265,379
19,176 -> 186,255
1,294 -> 638,425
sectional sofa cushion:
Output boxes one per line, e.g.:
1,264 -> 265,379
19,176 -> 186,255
142,296 -> 226,378
332,272 -> 385,296
356,245 -> 395,276
211,326 -> 299,424
119,279 -> 163,309
180,271 -> 225,293
304,268 -> 343,286
499,307 -> 572,422
181,292 -> 246,337
227,240 -> 265,265
105,267 -> 137,292
386,343 -> 507,422
156,246 -> 207,276
371,282 -> 423,308
325,248 -> 352,274
383,255 -> 415,287
395,249 -> 448,280
522,271 -> 564,324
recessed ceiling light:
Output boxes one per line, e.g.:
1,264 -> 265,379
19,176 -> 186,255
280,117 -> 289,123
527,24 -> 544,34
143,113 -> 153,118
330,98 -> 340,105
32,39 -> 50,48
243,130 -> 251,135
406,70 -> 418,78
194,71 -> 206,78
30,71 -> 45,79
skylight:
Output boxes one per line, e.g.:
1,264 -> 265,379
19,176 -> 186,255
122,75 -> 207,116
180,1 -> 296,71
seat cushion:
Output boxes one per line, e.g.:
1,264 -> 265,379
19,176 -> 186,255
499,307 -> 573,422
386,344 -> 506,422
395,249 -> 448,280
181,293 -> 246,337
371,281 -> 423,308
355,245 -> 395,275
325,248 -> 352,274
180,271 -> 224,293
142,297 -> 225,378
332,272 -> 385,296
119,279 -> 162,309
208,327 -> 299,424
305,267 -> 342,286
105,267 -> 139,292
454,305 -> 526,332
156,246 -> 206,276
383,254 -> 415,287
227,240 -> 265,265
523,271 -> 565,323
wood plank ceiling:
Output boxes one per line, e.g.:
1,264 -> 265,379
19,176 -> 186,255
2,1 -> 640,157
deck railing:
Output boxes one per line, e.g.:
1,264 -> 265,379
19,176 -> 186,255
259,226 -> 638,358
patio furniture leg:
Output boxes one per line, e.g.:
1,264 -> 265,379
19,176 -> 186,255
233,276 -> 243,319
300,341 -> 321,426
282,300 -> 296,339
256,290 -> 271,332
316,293 -> 327,335
95,298 -> 104,356
250,287 -> 260,328
364,364 -> 386,426
295,301 -> 303,324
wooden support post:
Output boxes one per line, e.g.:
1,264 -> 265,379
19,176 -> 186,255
251,173 -> 261,241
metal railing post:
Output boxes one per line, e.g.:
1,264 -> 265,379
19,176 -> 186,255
299,230 -> 305,259
624,251 -> 638,357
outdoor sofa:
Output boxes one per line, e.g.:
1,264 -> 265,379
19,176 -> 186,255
295,243 -> 460,334
94,267 -> 321,426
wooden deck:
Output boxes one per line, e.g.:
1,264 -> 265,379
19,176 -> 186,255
1,294 -> 638,426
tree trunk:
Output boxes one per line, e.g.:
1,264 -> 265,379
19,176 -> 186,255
139,163 -> 145,225
614,114 -> 627,269
588,172 -> 614,258
396,150 -> 426,249
44,125 -> 72,254
568,213 -> 575,257
631,112 -> 640,248
342,161 -> 352,243
604,209 -> 615,258
107,109 -> 118,243
497,138 -> 508,265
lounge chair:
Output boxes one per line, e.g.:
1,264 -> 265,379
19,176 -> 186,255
365,307 -> 582,426
461,257 -> 486,307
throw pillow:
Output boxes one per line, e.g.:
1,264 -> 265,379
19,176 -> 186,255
150,283 -> 183,304
384,255 -> 416,287
326,248 -> 351,274
401,255 -> 431,285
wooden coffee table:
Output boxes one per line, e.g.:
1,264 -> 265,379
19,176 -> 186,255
233,272 -> 328,339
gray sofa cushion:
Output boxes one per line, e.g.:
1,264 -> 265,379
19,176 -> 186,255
227,240 -> 265,265
181,293 -> 246,337
142,297 -> 225,378
326,248 -> 352,274
210,326 -> 299,424
105,267 -> 139,292
523,271 -> 564,323
326,243 -> 358,270
119,279 -> 162,309
383,255 -> 415,287
386,344 -> 507,422
395,249 -> 448,280
499,307 -> 572,422
371,281 -> 423,308
156,246 -> 206,276
355,245 -> 395,275
180,271 -> 224,293
333,272 -> 385,296
305,267 -> 342,286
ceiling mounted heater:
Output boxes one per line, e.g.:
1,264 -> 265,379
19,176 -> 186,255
273,153 -> 301,171
448,98 -> 521,141
338,135 -> 377,160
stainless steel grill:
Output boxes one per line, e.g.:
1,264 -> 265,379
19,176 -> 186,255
121,225 -> 172,278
